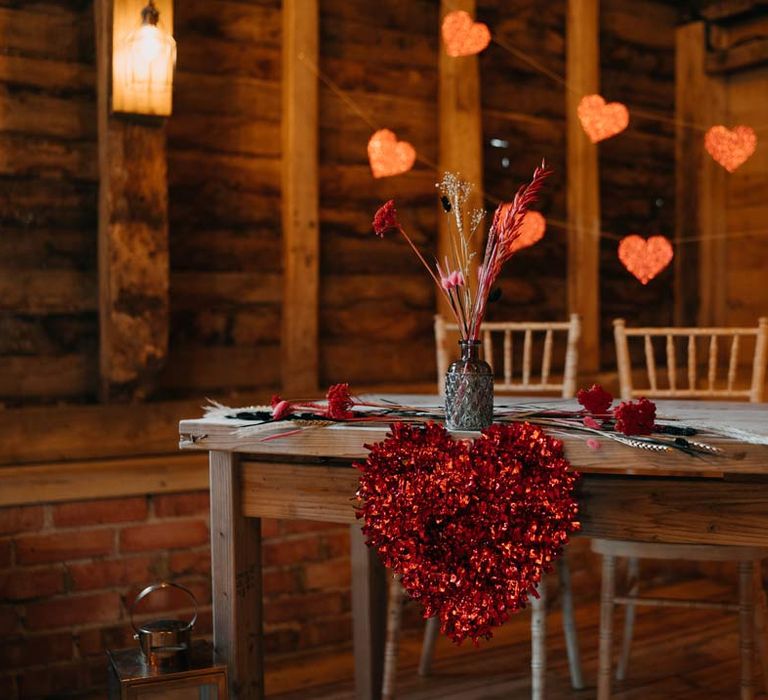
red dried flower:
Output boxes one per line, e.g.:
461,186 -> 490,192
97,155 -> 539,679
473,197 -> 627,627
372,200 -> 400,237
577,384 -> 614,415
270,394 -> 283,408
326,383 -> 354,419
355,421 -> 580,644
613,397 -> 656,436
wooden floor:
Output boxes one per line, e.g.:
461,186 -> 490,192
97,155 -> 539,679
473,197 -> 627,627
269,577 -> 768,699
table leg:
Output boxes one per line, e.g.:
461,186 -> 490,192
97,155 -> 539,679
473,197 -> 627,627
210,451 -> 263,699
350,523 -> 387,700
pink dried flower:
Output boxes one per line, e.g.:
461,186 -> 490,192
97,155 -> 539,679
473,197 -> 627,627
272,400 -> 293,420
440,268 -> 465,291
373,200 -> 400,237
586,438 -> 601,450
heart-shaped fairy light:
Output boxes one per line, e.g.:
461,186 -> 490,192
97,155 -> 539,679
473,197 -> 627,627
704,125 -> 757,172
355,422 -> 580,644
367,129 -> 416,179
577,94 -> 630,143
441,10 -> 491,57
618,234 -> 674,285
508,211 -> 546,254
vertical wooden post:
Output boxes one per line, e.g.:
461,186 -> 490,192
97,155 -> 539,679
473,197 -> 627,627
281,0 -> 319,394
95,0 -> 171,401
210,452 -> 264,700
566,0 -> 601,373
675,22 -> 727,327
438,0 -> 484,320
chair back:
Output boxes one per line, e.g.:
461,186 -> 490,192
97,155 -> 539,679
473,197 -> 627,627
434,314 -> 581,398
613,317 -> 768,402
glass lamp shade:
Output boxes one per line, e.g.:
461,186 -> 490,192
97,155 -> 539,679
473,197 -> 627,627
113,20 -> 176,116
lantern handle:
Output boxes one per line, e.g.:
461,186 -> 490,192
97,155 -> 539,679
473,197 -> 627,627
129,581 -> 198,634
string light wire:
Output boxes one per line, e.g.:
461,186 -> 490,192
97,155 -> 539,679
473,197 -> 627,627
296,43 -> 768,247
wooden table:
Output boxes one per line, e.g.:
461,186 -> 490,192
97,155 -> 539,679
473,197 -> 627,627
179,397 -> 768,700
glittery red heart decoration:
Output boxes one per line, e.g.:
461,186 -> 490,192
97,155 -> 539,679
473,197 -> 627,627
705,125 -> 757,172
618,234 -> 674,285
508,211 -> 546,254
442,10 -> 491,57
367,129 -> 416,179
355,422 -> 580,644
577,94 -> 629,143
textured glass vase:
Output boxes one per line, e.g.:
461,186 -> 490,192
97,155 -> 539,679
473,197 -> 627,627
444,339 -> 494,431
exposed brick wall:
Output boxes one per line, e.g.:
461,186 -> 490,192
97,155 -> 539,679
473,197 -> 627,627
0,492 -> 712,699
0,492 -> 359,699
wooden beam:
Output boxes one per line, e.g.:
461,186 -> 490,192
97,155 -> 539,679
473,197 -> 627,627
580,475 -> 768,547
0,396 -> 268,466
0,454 -> 207,507
674,22 -> 727,327
566,0 -> 601,372
700,0 -> 768,21
707,38 -> 768,75
438,0 -> 484,322
95,0 -> 171,401
281,0 -> 319,394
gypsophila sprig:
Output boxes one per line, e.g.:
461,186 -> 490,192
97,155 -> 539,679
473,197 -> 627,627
373,161 -> 551,340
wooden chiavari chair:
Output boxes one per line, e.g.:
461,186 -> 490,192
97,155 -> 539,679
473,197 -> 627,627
593,317 -> 768,700
382,314 -> 584,700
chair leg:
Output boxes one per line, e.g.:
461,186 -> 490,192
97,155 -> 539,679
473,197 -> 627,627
418,616 -> 440,677
598,554 -> 616,700
531,577 -> 547,700
616,556 -> 639,682
557,555 -> 584,689
739,560 -> 756,700
382,576 -> 404,700
752,560 -> 768,697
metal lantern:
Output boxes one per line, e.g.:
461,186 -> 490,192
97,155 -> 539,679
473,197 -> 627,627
107,582 -> 228,699
112,0 -> 176,116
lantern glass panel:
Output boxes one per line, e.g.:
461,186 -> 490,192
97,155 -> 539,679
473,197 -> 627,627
113,18 -> 176,115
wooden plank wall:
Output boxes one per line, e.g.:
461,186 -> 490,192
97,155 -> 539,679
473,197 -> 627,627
161,0 -> 283,398
317,0 -> 440,387
598,0 -> 678,355
0,1 -> 98,405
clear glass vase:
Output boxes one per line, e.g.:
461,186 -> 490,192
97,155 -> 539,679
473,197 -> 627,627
444,339 -> 494,431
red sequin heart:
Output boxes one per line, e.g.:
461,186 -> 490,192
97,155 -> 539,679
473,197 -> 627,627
367,129 -> 416,179
442,10 -> 491,57
618,234 -> 674,285
705,125 -> 757,172
355,422 -> 580,644
577,94 -> 629,143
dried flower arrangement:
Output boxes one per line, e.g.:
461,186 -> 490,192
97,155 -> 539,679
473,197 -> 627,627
373,162 -> 552,341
